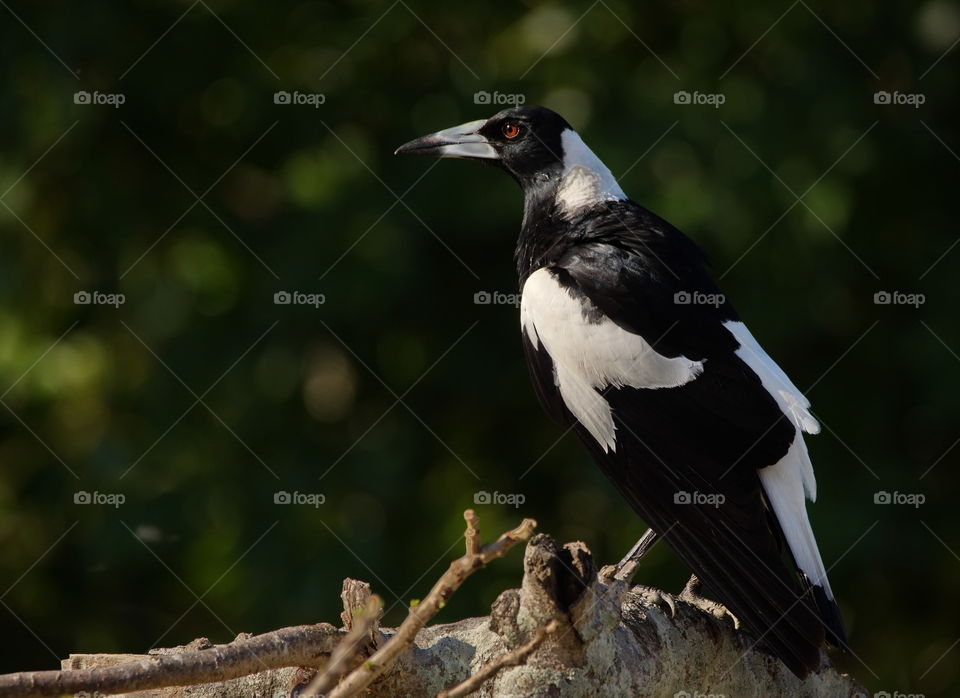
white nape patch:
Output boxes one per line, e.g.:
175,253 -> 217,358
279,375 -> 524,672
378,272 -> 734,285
555,129 -> 627,215
724,320 -> 819,499
725,320 -> 833,599
522,268 -> 704,452
759,438 -> 835,599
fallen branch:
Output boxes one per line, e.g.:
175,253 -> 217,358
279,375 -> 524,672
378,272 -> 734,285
0,624 -> 341,698
325,509 -> 537,698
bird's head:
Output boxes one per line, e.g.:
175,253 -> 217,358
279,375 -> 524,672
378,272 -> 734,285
395,105 -> 625,214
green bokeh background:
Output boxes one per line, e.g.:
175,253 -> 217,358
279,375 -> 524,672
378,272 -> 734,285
1,1 -> 958,694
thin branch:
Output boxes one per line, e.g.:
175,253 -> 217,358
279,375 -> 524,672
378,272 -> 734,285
327,510 -> 537,698
464,509 -> 480,556
436,619 -> 559,698
302,595 -> 382,696
0,624 -> 341,698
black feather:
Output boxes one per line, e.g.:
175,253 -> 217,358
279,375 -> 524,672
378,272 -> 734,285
517,197 -> 845,678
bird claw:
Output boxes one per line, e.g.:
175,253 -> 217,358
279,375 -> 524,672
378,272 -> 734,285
679,575 -> 740,629
632,584 -> 677,617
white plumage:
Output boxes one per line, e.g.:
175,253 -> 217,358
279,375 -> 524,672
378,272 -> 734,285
521,268 -> 704,452
725,320 -> 833,598
555,129 -> 626,215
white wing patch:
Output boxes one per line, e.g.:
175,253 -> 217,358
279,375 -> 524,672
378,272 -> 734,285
724,321 -> 819,436
521,268 -> 704,452
555,129 -> 626,216
758,438 -> 834,598
725,320 -> 819,498
725,320 -> 833,598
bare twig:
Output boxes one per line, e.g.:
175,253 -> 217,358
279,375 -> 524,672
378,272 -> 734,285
302,595 -> 383,697
436,619 -> 559,698
0,624 -> 341,698
464,508 -> 480,555
326,510 -> 537,698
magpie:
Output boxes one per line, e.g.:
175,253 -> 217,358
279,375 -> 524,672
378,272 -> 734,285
395,105 -> 846,678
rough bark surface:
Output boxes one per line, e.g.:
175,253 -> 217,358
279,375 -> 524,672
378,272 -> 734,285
0,532 -> 867,698
44,534 -> 865,698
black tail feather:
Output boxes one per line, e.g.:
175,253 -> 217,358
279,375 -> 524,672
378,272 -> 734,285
810,580 -> 848,650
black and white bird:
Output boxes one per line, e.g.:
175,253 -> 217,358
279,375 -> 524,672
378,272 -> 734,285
396,105 -> 846,678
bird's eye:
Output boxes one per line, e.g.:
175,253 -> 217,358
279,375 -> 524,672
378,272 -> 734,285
502,122 -> 522,139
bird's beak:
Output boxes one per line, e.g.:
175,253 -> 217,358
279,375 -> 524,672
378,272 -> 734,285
394,119 -> 498,160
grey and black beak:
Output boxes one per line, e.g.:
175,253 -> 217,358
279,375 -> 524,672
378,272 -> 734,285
394,119 -> 498,160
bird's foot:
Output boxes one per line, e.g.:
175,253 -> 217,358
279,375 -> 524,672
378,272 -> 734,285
679,574 -> 740,629
632,584 -> 677,617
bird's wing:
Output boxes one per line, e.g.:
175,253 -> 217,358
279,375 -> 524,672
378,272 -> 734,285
519,220 -> 843,676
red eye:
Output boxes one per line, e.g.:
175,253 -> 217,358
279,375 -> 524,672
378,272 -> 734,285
502,122 -> 521,139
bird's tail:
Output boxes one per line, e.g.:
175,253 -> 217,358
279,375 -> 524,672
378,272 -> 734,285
810,580 -> 847,649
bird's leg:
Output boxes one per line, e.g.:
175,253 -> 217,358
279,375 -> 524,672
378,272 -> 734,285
612,528 -> 658,582
604,528 -> 677,617
679,574 -> 740,628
